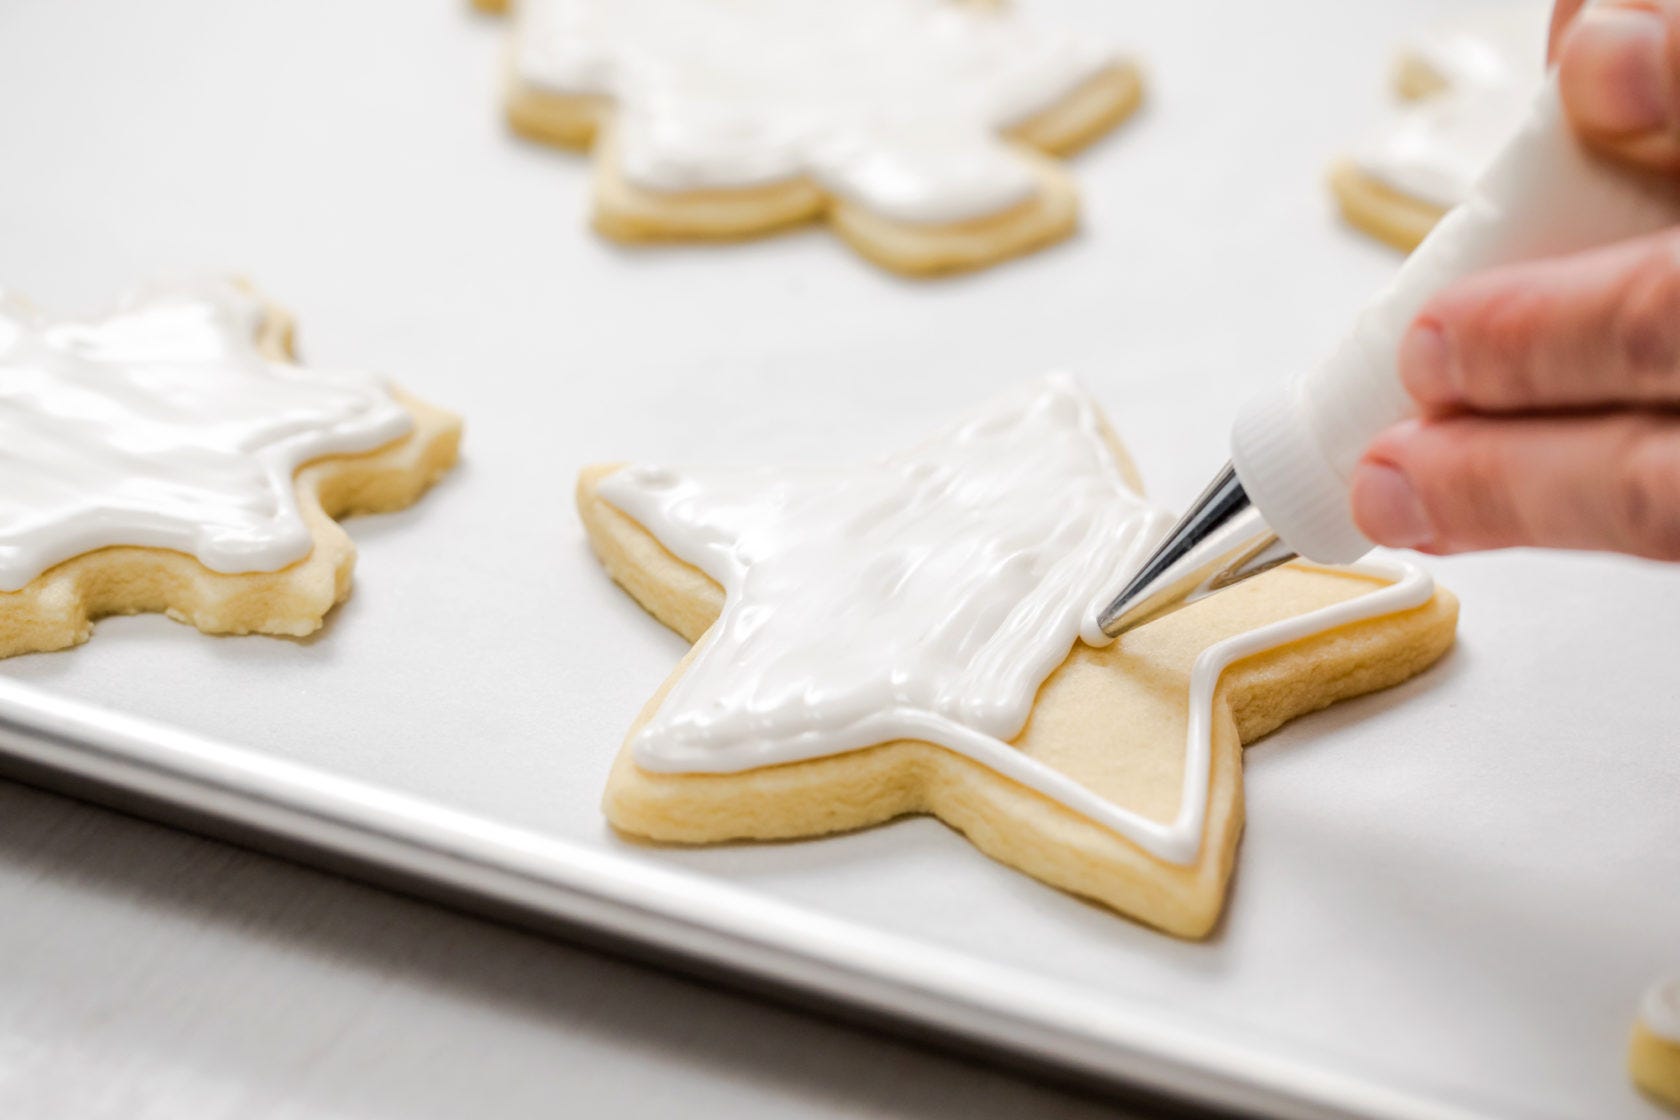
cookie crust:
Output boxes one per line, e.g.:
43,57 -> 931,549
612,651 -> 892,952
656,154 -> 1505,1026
1329,158 -> 1447,254
1633,1021 -> 1680,1111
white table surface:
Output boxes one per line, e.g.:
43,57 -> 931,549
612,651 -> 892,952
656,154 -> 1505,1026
2,0 -> 1678,1117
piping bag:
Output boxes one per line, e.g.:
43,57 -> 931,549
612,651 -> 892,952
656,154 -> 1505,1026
1096,69 -> 1680,638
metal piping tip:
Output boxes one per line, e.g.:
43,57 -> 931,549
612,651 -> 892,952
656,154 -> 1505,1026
1096,462 -> 1297,638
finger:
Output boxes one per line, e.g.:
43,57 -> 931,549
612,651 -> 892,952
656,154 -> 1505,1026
1558,0 -> 1680,172
1400,228 -> 1680,413
1350,412 -> 1680,558
1550,0 -> 1590,62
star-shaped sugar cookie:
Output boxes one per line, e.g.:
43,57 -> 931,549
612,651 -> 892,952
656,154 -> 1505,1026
578,376 -> 1457,937
478,0 -> 1143,274
1330,1 -> 1546,251
0,278 -> 460,658
1634,976 -> 1680,1111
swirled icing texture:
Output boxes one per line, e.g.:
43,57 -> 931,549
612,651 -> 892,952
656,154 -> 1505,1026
1646,976 -> 1680,1044
600,376 -> 1435,864
511,0 -> 1120,224
0,280 -> 412,591
1353,2 -> 1549,209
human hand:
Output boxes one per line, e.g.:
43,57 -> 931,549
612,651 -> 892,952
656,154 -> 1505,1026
1349,0 -> 1680,559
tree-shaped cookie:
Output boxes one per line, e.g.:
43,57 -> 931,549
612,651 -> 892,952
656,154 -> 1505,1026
0,279 -> 460,658
578,376 -> 1457,937
477,0 -> 1143,275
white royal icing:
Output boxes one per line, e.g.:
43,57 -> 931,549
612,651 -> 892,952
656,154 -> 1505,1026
1354,2 -> 1550,210
511,0 -> 1121,224
0,279 -> 413,591
1645,976 -> 1680,1044
600,376 -> 1435,865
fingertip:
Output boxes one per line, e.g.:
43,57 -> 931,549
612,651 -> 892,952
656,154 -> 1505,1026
1350,458 -> 1436,550
1559,4 -> 1674,140
1362,417 -> 1426,460
1549,0 -> 1591,63
1397,319 -> 1460,411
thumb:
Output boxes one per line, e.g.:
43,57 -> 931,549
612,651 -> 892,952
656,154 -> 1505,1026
1558,0 -> 1680,173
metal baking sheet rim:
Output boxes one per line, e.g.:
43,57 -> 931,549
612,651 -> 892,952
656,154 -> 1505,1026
0,675 -> 1482,1120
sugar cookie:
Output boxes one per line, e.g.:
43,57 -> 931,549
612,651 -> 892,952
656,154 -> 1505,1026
1635,976 -> 1680,1111
1333,2 -> 1546,251
577,376 -> 1456,937
488,0 -> 1143,275
0,279 -> 460,658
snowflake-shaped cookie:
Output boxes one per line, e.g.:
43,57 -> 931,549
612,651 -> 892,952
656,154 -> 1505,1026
0,279 -> 461,658
480,0 -> 1143,274
578,377 -> 1458,937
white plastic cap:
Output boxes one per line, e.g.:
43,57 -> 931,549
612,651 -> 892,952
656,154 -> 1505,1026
1231,381 -> 1374,564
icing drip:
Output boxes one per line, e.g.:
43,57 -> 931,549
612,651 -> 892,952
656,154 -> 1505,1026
0,279 -> 412,591
1646,976 -> 1680,1045
512,0 -> 1120,224
1354,2 -> 1549,210
600,376 -> 1435,865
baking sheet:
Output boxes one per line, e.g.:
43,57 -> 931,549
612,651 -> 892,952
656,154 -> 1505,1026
1,0 -> 1677,1116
